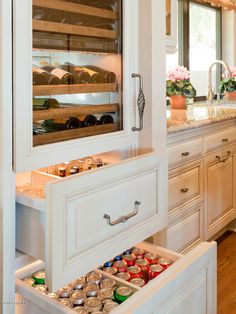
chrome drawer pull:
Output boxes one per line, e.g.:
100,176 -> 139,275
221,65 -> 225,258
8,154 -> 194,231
216,151 -> 232,163
182,152 -> 190,157
180,188 -> 189,193
103,201 -> 141,226
222,138 -> 229,143
132,73 -> 145,132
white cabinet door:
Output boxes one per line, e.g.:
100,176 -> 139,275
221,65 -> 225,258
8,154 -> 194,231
16,152 -> 168,291
13,0 -> 140,172
204,146 -> 236,239
16,241 -> 216,314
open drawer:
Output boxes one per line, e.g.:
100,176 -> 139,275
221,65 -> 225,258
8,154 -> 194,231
16,241 -> 216,314
16,151 -> 168,291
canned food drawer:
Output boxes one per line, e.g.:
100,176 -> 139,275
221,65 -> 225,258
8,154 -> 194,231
16,152 -> 167,291
15,241 -> 216,314
168,139 -> 202,167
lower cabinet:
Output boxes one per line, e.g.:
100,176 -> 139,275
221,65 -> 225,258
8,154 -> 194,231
204,145 -> 236,239
167,203 -> 203,253
15,241 -> 216,314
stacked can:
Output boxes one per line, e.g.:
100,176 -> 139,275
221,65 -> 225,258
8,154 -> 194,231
22,268 -> 133,312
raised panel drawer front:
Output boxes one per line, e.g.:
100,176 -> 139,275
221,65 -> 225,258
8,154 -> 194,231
168,165 -> 201,210
45,152 -> 166,291
168,139 -> 202,167
15,242 -> 216,314
167,209 -> 201,253
204,127 -> 236,153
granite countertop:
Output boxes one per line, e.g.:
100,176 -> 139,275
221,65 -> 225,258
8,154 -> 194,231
167,102 -> 236,134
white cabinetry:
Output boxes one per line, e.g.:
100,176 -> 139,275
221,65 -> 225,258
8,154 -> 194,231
167,121 -> 236,251
204,145 -> 236,239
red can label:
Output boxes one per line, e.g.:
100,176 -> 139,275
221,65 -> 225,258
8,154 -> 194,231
113,260 -> 128,273
148,264 -> 163,280
132,248 -> 145,259
144,253 -> 158,265
158,258 -> 172,269
135,259 -> 149,283
127,266 -> 142,280
122,254 -> 136,267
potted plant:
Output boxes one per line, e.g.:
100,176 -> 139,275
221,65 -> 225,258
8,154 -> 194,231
166,65 -> 196,109
220,66 -> 236,100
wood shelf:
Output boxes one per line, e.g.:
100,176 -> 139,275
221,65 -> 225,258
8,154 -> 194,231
33,123 -> 119,146
33,0 -> 118,20
33,83 -> 117,96
33,103 -> 119,121
33,20 -> 118,40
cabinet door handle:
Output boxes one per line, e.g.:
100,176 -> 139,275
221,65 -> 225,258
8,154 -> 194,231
103,201 -> 141,226
215,151 -> 232,163
222,138 -> 229,143
182,152 -> 190,157
132,73 -> 145,132
180,188 -> 189,193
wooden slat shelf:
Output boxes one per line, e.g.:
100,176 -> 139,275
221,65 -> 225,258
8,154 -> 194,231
33,20 -> 118,40
195,0 -> 236,10
33,83 -> 117,96
33,123 -> 119,146
33,0 -> 118,20
33,103 -> 119,121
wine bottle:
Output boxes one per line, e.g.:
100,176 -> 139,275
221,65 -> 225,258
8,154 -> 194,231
66,117 -> 82,129
62,63 -> 91,84
33,98 -> 60,110
84,65 -> 116,83
42,120 -> 67,133
99,114 -> 114,124
80,67 -> 105,83
32,67 -> 61,85
42,65 -> 73,84
83,115 -> 97,127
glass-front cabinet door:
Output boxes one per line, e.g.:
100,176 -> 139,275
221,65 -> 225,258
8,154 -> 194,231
14,0 -> 139,172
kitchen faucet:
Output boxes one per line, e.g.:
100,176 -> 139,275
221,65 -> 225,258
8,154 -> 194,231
207,60 -> 231,104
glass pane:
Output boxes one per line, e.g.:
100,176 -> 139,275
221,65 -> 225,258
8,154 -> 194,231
32,0 -> 122,147
189,2 -> 218,97
166,0 -> 171,36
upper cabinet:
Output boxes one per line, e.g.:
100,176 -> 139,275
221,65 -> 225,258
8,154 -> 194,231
13,0 -> 142,172
166,0 -> 177,51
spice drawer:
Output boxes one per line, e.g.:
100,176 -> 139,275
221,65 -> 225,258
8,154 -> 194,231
168,164 -> 202,211
16,152 -> 167,291
168,139 -> 202,167
204,126 -> 236,153
15,241 -> 216,314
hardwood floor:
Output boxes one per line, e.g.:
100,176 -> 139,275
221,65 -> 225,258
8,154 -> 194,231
217,231 -> 236,314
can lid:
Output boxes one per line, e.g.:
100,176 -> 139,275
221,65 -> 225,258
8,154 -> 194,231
136,259 -> 149,267
127,266 -> 142,274
59,298 -> 73,308
116,286 -> 132,297
86,271 -> 103,283
84,297 -> 102,311
116,272 -> 130,281
103,301 -> 119,312
71,290 -> 86,300
114,260 -> 127,267
74,307 -> 88,314
47,293 -> 59,300
34,284 -> 48,294
150,264 -> 164,272
23,277 -> 35,286
123,254 -> 136,261
103,267 -> 117,274
144,253 -> 157,260
98,288 -> 114,300
158,257 -> 172,265
100,279 -> 116,289
130,278 -> 145,287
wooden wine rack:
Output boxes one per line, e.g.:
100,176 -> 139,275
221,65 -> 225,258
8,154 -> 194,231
33,83 -> 117,96
33,123 -> 119,146
33,0 -> 119,20
33,103 -> 119,121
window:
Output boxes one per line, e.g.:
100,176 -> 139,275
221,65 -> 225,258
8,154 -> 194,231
166,0 -> 222,99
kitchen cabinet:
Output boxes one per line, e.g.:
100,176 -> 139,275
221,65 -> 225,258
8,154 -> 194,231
15,241 -> 216,314
167,121 -> 236,251
13,0 -> 141,172
166,0 -> 177,52
204,145 -> 236,239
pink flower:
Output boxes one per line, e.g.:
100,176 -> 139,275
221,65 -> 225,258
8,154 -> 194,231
167,65 -> 190,82
222,66 -> 236,79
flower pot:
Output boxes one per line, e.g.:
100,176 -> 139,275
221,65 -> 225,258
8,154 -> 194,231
224,90 -> 236,101
169,95 -> 187,109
